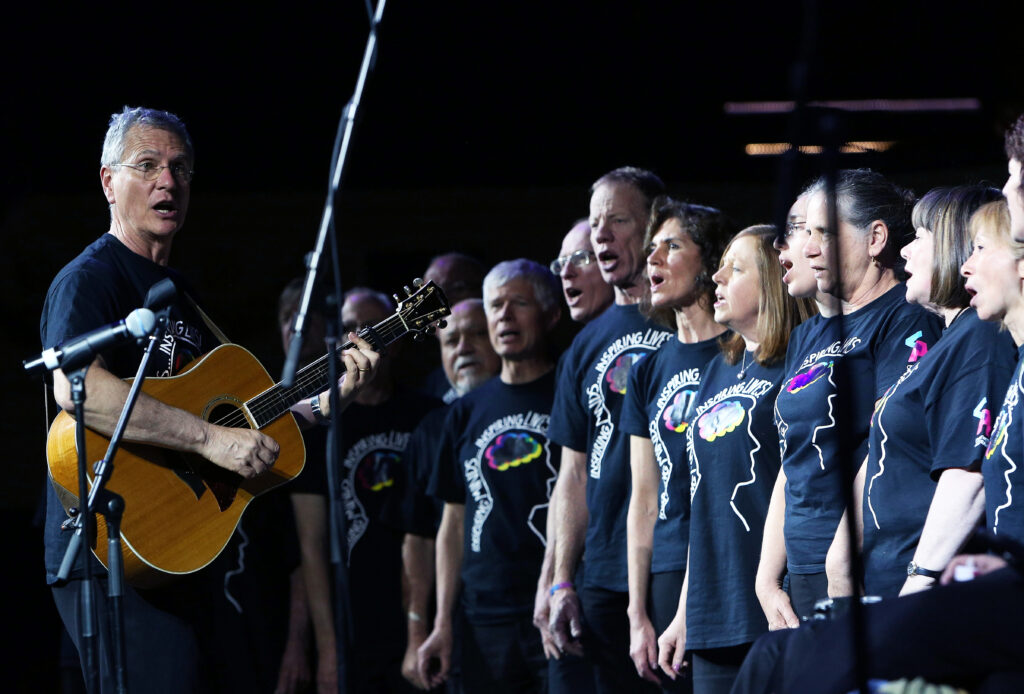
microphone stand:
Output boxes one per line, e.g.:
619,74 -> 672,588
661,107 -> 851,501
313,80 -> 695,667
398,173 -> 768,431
816,108 -> 870,694
281,0 -> 387,389
279,6 -> 386,689
322,294 -> 353,694
768,3 -> 867,690
60,365 -> 101,693
56,309 -> 169,694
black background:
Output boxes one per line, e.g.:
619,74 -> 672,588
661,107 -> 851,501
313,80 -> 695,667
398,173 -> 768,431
2,2 -> 1022,684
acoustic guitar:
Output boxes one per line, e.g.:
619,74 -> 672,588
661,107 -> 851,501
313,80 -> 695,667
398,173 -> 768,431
47,279 -> 450,587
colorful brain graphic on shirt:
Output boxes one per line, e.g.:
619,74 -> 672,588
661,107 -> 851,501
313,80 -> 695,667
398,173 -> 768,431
986,414 -> 1010,461
355,451 -> 399,491
786,360 -> 832,394
662,389 -> 695,433
606,353 -> 642,395
697,400 -> 746,442
485,432 -> 543,471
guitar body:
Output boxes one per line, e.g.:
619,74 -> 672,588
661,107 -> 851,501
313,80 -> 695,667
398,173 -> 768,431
46,343 -> 305,588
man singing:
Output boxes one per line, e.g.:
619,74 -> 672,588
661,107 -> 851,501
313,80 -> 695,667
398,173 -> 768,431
41,106 -> 379,693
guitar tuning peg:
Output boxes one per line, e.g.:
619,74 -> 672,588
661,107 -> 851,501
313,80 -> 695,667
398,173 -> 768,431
426,326 -> 436,335
393,293 -> 401,304
437,320 -> 447,329
413,278 -> 424,288
412,331 -> 425,342
404,285 -> 413,296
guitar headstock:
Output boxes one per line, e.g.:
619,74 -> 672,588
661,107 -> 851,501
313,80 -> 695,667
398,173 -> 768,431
395,278 -> 451,338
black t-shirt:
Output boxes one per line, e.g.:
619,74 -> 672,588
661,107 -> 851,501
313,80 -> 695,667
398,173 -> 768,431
982,345 -> 1024,546
40,234 -> 219,583
774,285 -> 943,574
685,351 -> 785,648
619,334 -> 722,573
382,404 -> 450,537
428,371 -> 558,620
297,387 -> 440,653
423,364 -> 459,405
547,303 -> 674,591
862,310 -> 1016,597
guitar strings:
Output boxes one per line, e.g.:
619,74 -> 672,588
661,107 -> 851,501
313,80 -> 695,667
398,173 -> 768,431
208,314 -> 413,430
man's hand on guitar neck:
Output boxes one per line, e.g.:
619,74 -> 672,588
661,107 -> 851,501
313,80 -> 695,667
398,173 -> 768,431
336,332 -> 381,403
291,332 -> 382,428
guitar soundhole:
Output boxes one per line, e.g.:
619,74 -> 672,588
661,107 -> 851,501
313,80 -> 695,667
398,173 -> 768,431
208,403 -> 250,431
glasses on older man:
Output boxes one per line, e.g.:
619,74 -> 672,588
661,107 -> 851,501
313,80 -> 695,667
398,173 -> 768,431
118,161 -> 195,183
550,249 -> 596,275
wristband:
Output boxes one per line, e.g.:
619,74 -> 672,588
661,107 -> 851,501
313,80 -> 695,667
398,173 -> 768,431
550,581 -> 574,596
309,394 -> 327,423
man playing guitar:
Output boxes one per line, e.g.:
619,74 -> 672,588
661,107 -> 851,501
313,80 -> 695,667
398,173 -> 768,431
41,106 -> 380,693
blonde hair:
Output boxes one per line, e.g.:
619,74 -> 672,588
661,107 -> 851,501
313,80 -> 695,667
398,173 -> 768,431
718,225 -> 817,366
970,199 -> 1024,260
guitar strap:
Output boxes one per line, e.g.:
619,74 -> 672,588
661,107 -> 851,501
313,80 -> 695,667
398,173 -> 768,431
184,292 -> 232,346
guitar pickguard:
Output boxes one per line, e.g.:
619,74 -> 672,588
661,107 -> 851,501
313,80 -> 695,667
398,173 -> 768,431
171,457 -> 208,501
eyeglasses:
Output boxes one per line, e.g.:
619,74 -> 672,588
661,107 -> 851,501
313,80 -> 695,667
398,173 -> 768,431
785,219 -> 806,236
118,162 -> 194,183
550,249 -> 596,275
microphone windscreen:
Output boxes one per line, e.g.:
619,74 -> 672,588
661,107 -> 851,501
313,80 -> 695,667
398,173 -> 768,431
125,308 -> 157,338
144,278 -> 178,310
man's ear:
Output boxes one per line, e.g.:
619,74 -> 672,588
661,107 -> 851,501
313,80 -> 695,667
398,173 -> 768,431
100,166 -> 116,205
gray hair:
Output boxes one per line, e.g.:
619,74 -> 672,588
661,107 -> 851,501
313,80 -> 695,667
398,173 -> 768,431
483,259 -> 561,314
805,168 -> 915,268
101,106 -> 194,167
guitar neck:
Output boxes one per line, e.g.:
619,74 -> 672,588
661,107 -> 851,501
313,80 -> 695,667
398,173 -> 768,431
244,313 -> 410,429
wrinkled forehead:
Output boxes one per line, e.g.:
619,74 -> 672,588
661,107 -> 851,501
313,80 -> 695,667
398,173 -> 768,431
589,182 -> 645,217
560,223 -> 593,256
122,125 -> 191,162
440,301 -> 487,336
485,276 -> 539,305
789,194 -> 810,220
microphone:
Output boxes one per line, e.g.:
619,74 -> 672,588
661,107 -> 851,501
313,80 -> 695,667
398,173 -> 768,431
144,277 -> 178,310
24,308 -> 157,374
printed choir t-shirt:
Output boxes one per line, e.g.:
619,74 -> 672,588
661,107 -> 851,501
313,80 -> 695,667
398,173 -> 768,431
774,284 -> 943,574
981,344 -> 1024,546
619,334 -> 722,573
301,388 -> 441,654
863,310 -> 1016,597
429,371 -> 559,620
685,351 -> 785,649
548,303 -> 674,591
382,404 -> 450,537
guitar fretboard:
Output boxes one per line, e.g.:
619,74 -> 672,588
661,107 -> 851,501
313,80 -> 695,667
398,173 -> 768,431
243,313 -> 411,429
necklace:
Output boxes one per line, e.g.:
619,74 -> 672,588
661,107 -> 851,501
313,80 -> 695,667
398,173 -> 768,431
737,351 -> 751,380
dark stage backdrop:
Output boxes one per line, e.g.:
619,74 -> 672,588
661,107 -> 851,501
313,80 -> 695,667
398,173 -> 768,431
3,3 -> 1023,688
4,1 -> 1023,513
